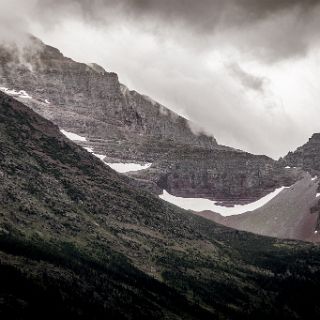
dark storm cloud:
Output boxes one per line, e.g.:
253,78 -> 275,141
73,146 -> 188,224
117,0 -> 319,28
30,0 -> 320,62
34,0 -> 320,29
2,0 -> 320,62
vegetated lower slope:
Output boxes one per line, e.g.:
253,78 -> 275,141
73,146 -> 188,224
1,93 -> 320,319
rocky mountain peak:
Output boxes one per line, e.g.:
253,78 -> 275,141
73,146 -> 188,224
0,36 -> 218,162
284,133 -> 320,173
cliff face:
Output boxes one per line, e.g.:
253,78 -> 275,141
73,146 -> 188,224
284,133 -> 320,173
0,38 -> 217,162
131,147 -> 299,202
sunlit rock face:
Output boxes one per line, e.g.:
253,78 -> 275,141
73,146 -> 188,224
0,37 -> 217,163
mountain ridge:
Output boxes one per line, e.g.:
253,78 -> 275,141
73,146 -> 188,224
0,36 -> 218,163
1,36 -> 298,204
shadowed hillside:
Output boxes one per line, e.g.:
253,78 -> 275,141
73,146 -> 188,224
0,92 -> 320,319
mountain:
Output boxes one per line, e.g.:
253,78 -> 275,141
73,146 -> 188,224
1,92 -> 320,318
193,134 -> 320,242
0,37 -> 300,203
2,36 -> 320,244
0,37 -> 217,163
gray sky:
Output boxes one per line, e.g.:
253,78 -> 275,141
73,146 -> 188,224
1,0 -> 320,158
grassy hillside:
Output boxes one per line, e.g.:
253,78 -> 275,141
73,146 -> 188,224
0,92 -> 320,319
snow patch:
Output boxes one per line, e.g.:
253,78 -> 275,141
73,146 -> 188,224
312,176 -> 318,181
316,193 -> 320,198
60,130 -> 87,142
0,87 -> 32,99
18,90 -> 32,99
83,147 -> 152,173
105,163 -> 152,173
93,153 -> 106,161
160,187 -> 288,217
84,147 -> 94,153
45,99 -> 50,104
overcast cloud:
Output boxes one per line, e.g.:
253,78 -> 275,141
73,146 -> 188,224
1,0 -> 320,158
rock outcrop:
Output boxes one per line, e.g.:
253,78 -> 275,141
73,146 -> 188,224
131,147 -> 300,202
283,133 -> 320,173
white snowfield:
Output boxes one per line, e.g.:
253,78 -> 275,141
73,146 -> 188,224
89,151 -> 152,173
105,163 -> 152,173
0,87 -> 32,99
90,152 -> 151,173
60,136 -> 152,173
160,187 -> 288,217
60,130 -> 87,142
316,193 -> 320,198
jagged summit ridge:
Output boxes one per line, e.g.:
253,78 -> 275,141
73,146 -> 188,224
284,132 -> 320,172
